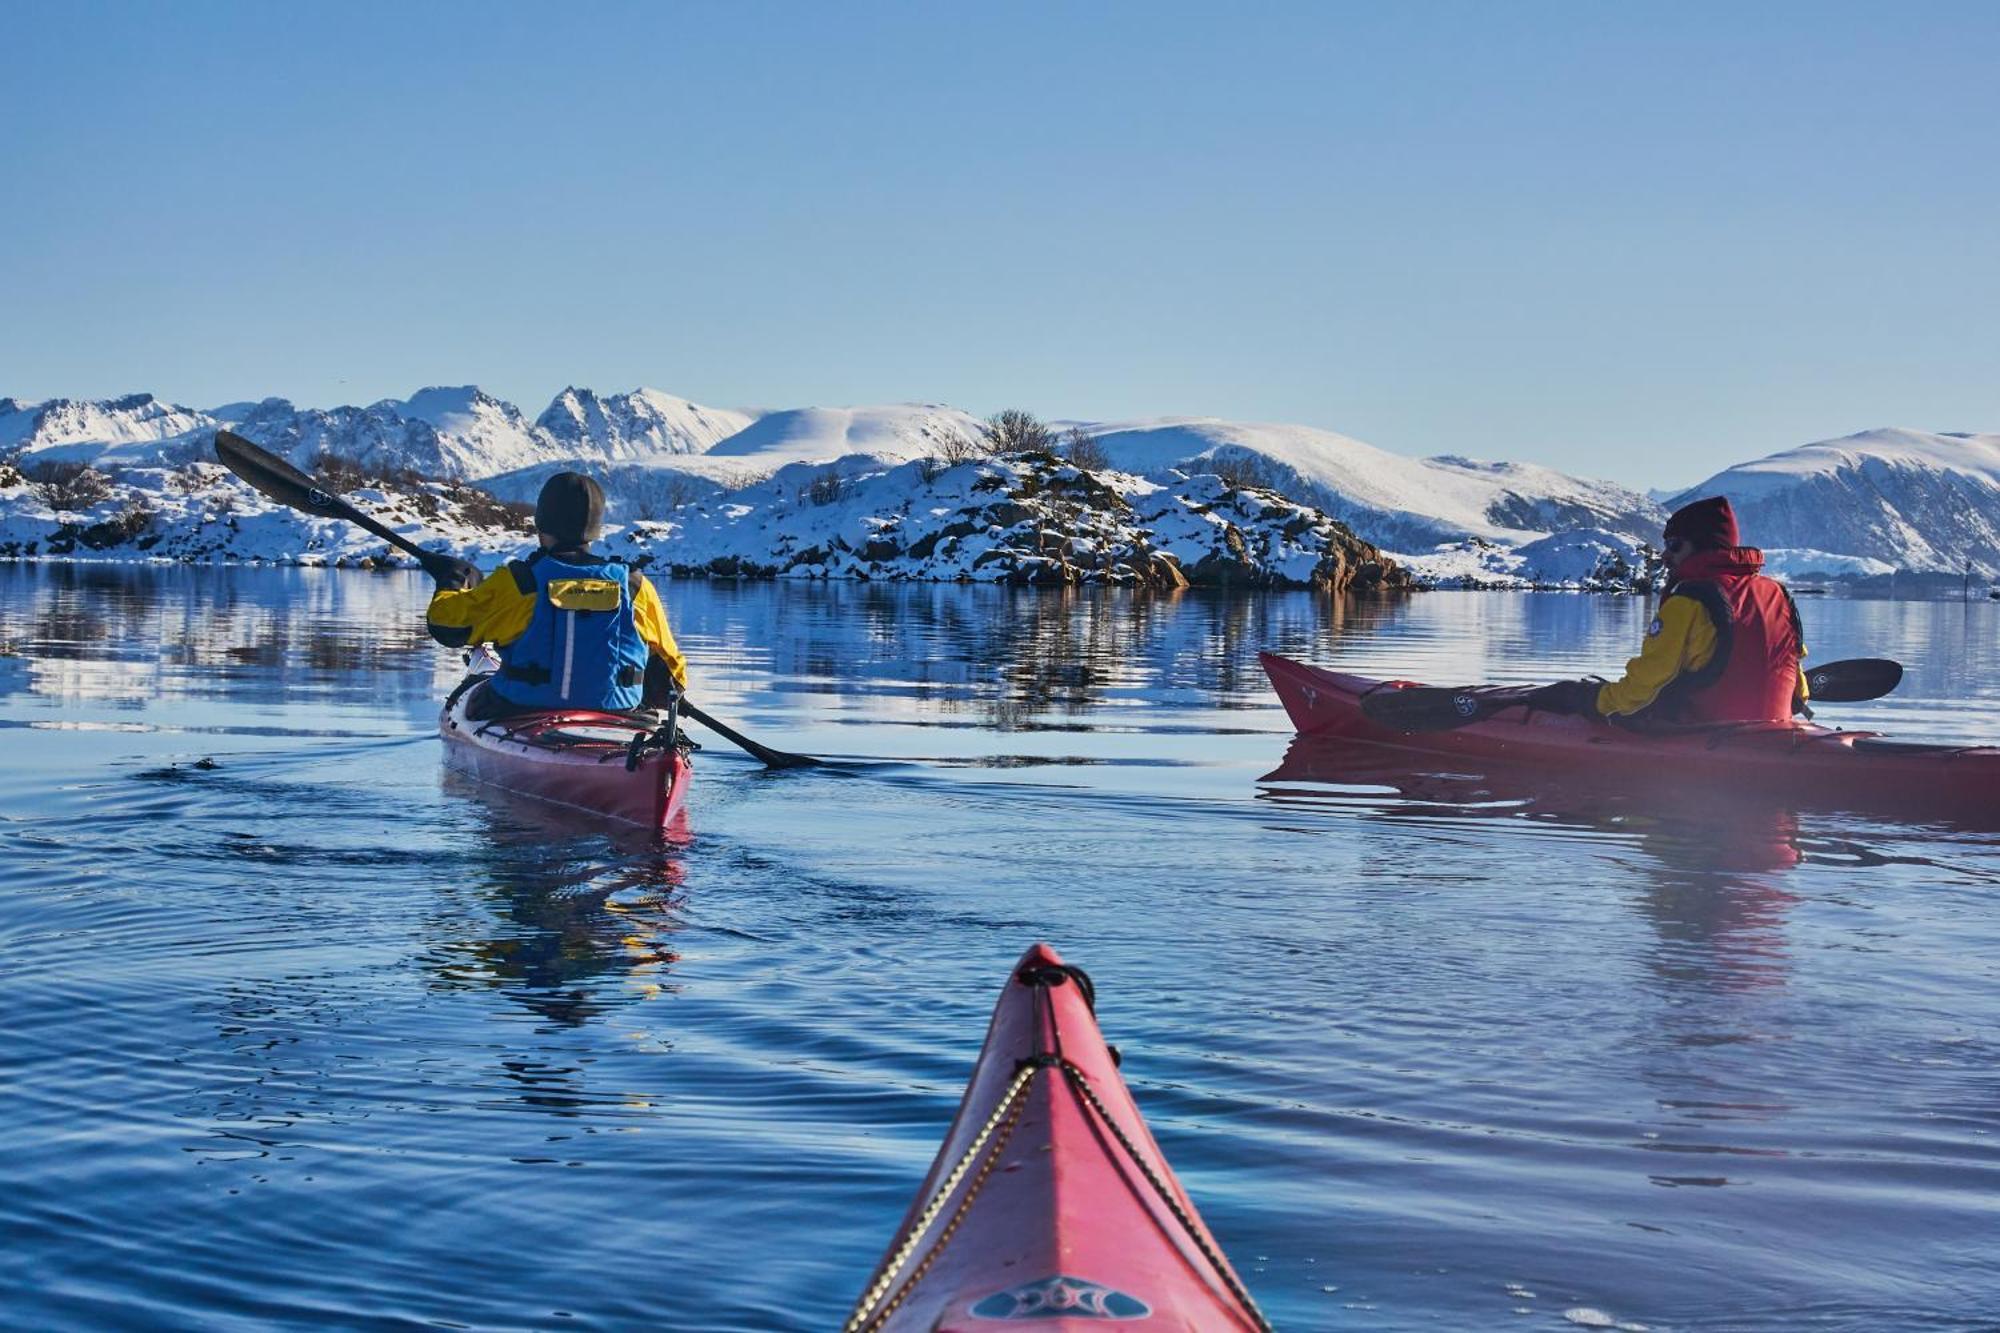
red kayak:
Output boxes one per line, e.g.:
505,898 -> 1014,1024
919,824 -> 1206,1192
846,944 -> 1269,1333
439,674 -> 692,836
1260,650 -> 2000,816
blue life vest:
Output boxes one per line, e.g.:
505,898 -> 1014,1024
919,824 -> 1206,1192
496,551 -> 649,711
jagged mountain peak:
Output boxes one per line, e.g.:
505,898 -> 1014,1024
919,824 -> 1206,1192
535,386 -> 756,460
393,385 -> 524,425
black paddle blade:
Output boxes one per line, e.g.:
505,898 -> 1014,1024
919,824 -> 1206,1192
214,430 -> 350,515
1805,657 -> 1903,703
1359,684 -> 1534,733
680,699 -> 821,769
214,428 -> 455,579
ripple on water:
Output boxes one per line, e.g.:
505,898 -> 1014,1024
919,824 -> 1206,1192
1,571 -> 1998,1329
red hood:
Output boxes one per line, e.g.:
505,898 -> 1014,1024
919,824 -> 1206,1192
1674,546 -> 1765,583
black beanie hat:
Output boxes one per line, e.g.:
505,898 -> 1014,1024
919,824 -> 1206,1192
1662,495 -> 1739,551
534,472 -> 605,545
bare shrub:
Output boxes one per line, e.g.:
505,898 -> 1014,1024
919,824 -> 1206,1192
716,465 -> 774,490
27,460 -> 115,511
982,409 -> 1055,457
166,462 -> 212,494
932,429 -> 987,466
310,450 -> 426,493
803,467 -> 846,506
309,450 -> 370,493
1209,451 -> 1281,491
632,480 -> 700,523
86,501 -> 155,547
1061,427 -> 1110,472
439,480 -> 533,532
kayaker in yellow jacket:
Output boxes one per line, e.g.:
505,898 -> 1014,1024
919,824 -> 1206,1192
426,473 -> 688,719
1532,496 -> 1808,725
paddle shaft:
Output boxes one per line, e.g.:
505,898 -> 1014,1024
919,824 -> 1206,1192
1364,657 -> 1903,733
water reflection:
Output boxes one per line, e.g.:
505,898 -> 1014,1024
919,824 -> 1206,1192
1259,736 -> 1807,873
426,778 -> 687,1035
682,580 -> 1409,724
1260,737 -> 1811,1006
0,563 -> 453,713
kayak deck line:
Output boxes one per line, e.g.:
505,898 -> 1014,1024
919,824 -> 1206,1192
846,1060 -> 1037,1331
439,673 -> 694,835
848,946 -> 1271,1332
467,714 -> 693,767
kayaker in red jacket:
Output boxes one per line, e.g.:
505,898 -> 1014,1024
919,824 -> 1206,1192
425,473 -> 688,719
1533,496 -> 1808,725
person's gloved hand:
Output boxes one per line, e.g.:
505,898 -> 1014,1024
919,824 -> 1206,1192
1529,679 -> 1601,717
429,556 -> 483,590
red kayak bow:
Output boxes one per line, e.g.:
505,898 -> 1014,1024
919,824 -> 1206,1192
847,944 -> 1269,1332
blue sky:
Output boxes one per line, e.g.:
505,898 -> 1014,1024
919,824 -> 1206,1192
3,1 -> 1995,485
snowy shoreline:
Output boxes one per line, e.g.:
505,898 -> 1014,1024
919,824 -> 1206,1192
6,388 -> 1996,586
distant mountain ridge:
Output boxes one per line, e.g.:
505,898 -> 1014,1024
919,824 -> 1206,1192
1074,417 -> 1661,550
2,388 -> 1994,577
0,386 -> 763,480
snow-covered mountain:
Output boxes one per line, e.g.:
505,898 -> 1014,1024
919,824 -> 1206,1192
537,387 -> 757,460
0,386 -> 754,481
0,394 -> 216,461
6,385 -> 1994,586
1671,428 -> 2000,576
1075,418 -> 1661,551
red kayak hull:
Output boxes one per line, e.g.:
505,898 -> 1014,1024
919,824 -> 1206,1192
438,681 -> 692,836
848,944 -> 1265,1333
1260,650 -> 2000,816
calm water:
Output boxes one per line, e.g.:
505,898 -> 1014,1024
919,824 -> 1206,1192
2,565 -> 1997,1332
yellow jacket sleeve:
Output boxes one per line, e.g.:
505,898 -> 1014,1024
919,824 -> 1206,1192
1595,594 -> 1720,719
428,563 -> 687,691
426,567 -> 537,649
632,576 -> 689,690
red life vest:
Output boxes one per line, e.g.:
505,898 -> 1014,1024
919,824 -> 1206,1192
1656,547 -> 1803,724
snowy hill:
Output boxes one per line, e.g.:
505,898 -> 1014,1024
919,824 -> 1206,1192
704,404 -> 988,468
1671,428 -> 2000,575
1077,417 -> 1660,551
0,451 -> 1408,593
0,458 -> 532,570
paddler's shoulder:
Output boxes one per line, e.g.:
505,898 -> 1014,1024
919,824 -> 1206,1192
1652,591 -> 1713,636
